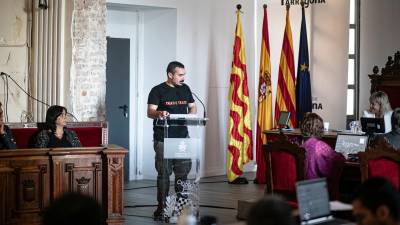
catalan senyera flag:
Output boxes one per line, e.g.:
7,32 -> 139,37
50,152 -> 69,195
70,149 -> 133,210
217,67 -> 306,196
227,8 -> 253,182
275,6 -> 297,128
255,5 -> 273,184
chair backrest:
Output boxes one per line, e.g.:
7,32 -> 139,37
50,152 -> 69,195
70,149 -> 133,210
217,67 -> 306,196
359,140 -> 400,190
263,135 -> 306,200
8,122 -> 108,148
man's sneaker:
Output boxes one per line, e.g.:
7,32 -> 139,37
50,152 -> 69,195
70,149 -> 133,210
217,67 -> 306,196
153,207 -> 164,221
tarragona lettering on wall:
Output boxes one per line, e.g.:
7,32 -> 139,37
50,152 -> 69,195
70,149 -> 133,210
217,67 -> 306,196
281,0 -> 326,8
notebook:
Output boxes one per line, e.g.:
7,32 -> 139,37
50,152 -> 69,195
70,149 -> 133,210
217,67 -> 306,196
334,134 -> 368,157
296,178 -> 352,225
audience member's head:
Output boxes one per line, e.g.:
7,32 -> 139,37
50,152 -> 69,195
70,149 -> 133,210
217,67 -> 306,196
42,192 -> 103,225
45,105 -> 68,131
391,107 -> 400,130
352,177 -> 400,225
369,91 -> 392,118
247,195 -> 294,225
300,112 -> 324,138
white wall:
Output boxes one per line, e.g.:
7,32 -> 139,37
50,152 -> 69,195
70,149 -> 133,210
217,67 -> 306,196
0,0 -> 29,122
359,0 -> 400,114
309,0 -> 349,129
106,0 -> 351,179
140,8 -> 178,179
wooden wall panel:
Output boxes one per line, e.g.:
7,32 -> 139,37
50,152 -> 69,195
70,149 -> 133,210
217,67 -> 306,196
0,146 -> 127,225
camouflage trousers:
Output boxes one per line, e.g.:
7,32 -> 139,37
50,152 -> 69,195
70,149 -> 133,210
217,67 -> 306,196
153,141 -> 192,206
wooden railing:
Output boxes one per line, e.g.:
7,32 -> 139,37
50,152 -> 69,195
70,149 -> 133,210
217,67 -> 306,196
0,145 -> 127,225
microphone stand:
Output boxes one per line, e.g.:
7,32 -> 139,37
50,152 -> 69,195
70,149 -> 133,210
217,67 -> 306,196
0,72 -> 79,121
191,92 -> 207,125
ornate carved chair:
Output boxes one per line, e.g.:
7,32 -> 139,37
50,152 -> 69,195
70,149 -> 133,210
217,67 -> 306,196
263,135 -> 306,205
369,50 -> 400,109
359,139 -> 400,190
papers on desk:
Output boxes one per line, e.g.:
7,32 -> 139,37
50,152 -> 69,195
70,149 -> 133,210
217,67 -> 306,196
330,201 -> 353,211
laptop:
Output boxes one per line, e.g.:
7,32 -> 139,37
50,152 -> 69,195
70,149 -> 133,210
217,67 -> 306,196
278,111 -> 293,131
296,178 -> 352,225
334,134 -> 368,158
360,117 -> 385,134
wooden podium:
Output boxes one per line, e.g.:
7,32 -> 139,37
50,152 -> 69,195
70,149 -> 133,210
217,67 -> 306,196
369,51 -> 400,109
0,145 -> 127,225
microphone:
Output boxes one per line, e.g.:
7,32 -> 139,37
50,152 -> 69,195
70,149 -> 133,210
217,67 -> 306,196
191,92 -> 207,119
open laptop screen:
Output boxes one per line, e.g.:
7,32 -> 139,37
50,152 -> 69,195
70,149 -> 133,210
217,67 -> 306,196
360,117 -> 385,133
278,111 -> 291,127
296,178 -> 331,222
335,134 -> 368,157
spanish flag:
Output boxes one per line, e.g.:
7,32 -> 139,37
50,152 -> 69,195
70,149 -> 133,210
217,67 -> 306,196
275,5 -> 297,128
227,6 -> 253,182
255,5 -> 273,184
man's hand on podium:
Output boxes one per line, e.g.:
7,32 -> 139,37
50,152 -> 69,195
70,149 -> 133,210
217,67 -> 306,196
157,111 -> 169,119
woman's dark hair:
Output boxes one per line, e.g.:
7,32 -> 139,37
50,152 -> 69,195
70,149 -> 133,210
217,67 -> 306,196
45,105 -> 67,131
300,112 -> 324,138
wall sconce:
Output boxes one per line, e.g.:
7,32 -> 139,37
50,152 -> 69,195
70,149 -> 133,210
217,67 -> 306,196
38,0 -> 48,10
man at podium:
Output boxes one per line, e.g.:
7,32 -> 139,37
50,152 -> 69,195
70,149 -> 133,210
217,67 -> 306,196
147,61 -> 197,220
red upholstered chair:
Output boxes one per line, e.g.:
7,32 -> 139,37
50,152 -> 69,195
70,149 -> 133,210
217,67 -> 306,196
8,122 -> 107,148
359,140 -> 400,190
263,135 -> 306,204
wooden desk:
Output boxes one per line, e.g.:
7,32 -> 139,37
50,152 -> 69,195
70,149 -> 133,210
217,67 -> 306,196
259,129 -> 361,200
0,145 -> 127,225
263,129 -> 338,148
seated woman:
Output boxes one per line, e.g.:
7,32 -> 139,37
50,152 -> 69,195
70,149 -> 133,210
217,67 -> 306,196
35,105 -> 81,148
363,91 -> 393,133
0,102 -> 16,149
301,113 -> 345,198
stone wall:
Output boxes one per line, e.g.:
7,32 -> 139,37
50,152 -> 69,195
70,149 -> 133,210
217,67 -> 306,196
0,0 -> 29,122
71,0 -> 107,121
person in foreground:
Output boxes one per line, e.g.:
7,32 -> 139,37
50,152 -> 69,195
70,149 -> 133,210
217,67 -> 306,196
300,112 -> 345,198
42,192 -> 103,225
247,195 -> 294,225
147,61 -> 197,220
363,91 -> 393,133
35,105 -> 81,148
352,177 -> 400,225
379,107 -> 400,150
0,102 -> 16,149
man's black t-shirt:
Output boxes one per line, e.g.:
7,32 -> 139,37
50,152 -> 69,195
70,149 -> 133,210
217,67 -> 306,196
147,82 -> 195,141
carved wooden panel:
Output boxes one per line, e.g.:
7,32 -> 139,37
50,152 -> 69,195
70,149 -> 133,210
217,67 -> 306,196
52,155 -> 102,203
0,146 -> 127,225
0,166 -> 13,225
0,155 -> 50,225
103,150 -> 126,225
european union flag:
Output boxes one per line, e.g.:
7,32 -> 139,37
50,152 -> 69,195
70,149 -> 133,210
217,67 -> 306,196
296,5 -> 312,125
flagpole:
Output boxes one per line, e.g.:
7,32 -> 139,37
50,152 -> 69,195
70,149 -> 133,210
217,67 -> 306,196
227,4 -> 252,184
